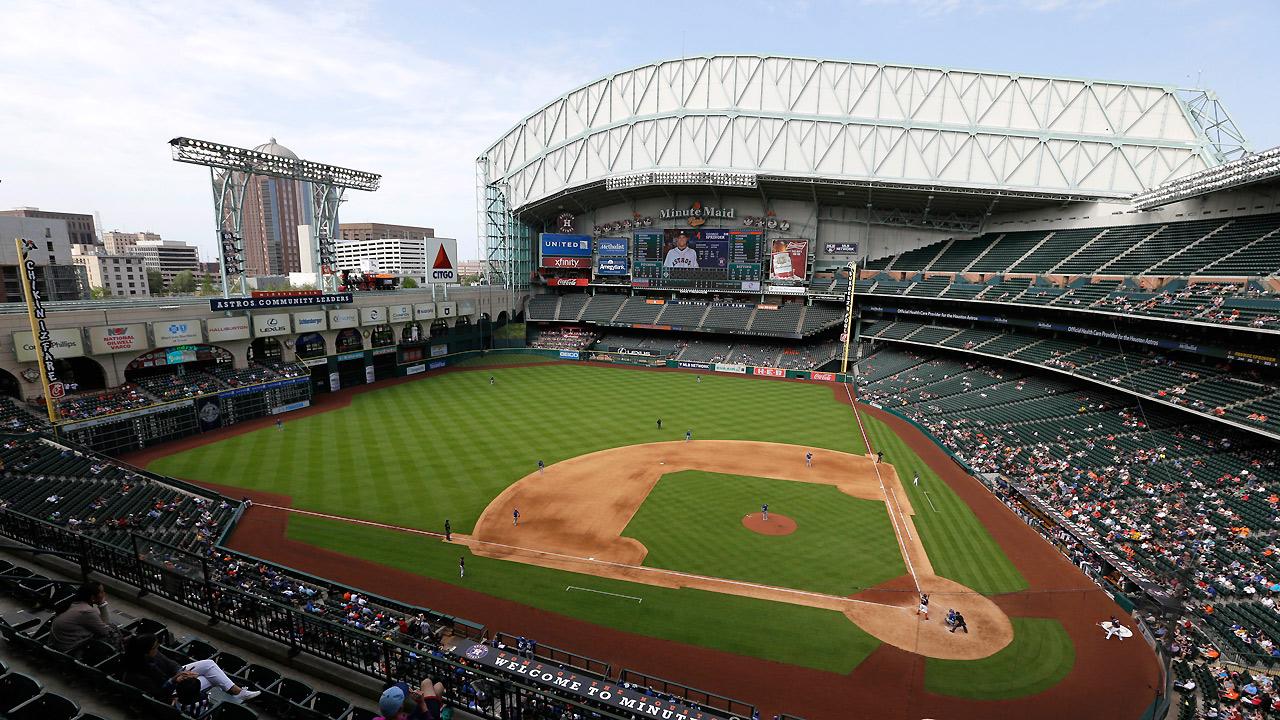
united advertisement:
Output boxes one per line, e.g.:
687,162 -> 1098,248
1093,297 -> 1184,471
539,233 -> 592,257
770,239 -> 809,280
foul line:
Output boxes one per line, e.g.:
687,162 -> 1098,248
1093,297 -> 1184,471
566,586 -> 642,603
252,502 -> 899,610
843,382 -> 922,594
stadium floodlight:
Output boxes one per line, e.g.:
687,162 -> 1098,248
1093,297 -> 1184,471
1131,145 -> 1280,210
169,137 -> 381,296
606,170 -> 757,191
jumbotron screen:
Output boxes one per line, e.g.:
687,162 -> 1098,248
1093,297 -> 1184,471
632,228 -> 762,284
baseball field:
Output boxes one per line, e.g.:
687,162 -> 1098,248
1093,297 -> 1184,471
136,354 -> 1160,719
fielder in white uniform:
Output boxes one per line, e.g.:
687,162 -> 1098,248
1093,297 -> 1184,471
663,232 -> 700,269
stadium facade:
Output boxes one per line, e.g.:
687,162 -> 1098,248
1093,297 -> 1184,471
477,54 -> 1252,287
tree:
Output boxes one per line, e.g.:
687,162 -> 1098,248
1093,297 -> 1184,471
169,270 -> 196,294
89,286 -> 107,300
199,274 -> 216,295
146,269 -> 165,295
401,277 -> 419,288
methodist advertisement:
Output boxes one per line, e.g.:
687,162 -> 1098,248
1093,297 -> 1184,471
597,237 -> 628,256
539,233 -> 592,257
426,238 -> 459,284
86,325 -> 146,355
152,320 -> 204,347
770,239 -> 809,280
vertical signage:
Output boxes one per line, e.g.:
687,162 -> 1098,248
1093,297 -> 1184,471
16,238 -> 61,421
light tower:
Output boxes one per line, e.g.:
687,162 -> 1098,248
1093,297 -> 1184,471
169,137 -> 380,295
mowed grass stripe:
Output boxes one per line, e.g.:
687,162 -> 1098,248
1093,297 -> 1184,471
924,617 -> 1074,699
287,514 -> 883,674
623,471 -> 905,595
149,366 -> 866,534
859,411 -> 1027,595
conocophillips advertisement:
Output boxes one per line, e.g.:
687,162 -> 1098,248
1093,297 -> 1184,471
15,329 -> 85,362
87,325 -> 147,354
770,239 -> 809,280
152,320 -> 203,347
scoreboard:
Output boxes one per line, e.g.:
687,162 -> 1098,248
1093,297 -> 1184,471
632,228 -> 763,287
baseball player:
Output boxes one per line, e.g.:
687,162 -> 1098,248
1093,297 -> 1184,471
656,418 -> 662,430
444,519 -> 451,542
513,508 -> 520,526
537,459 -> 545,475
696,375 -> 701,384
913,472 -> 920,487
685,429 -> 692,442
275,418 -> 284,431
876,451 -> 884,464
950,611 -> 968,634
458,556 -> 465,578
917,593 -> 930,619
489,375 -> 495,385
761,503 -> 769,521
663,231 -> 699,269
805,451 -> 813,467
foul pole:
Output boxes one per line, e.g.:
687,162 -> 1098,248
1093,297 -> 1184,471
15,238 -> 62,424
839,260 -> 859,374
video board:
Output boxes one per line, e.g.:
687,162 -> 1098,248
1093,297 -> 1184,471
632,228 -> 763,284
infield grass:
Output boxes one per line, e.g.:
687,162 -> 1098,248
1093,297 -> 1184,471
623,470 -> 905,595
924,617 -> 1074,699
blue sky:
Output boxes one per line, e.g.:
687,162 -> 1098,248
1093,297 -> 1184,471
0,0 -> 1275,261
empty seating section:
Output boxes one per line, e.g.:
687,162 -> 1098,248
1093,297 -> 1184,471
869,278 -> 912,295
578,294 -> 624,323
1102,218 -> 1222,275
1050,280 -> 1120,306
800,303 -> 844,334
676,341 -> 733,363
702,304 -> 754,332
657,302 -> 707,327
613,298 -> 664,325
1155,214 -> 1280,275
975,277 -> 1031,302
526,295 -> 558,320
887,240 -> 947,271
860,315 -> 1280,435
968,231 -> 1049,273
1014,285 -> 1066,305
928,235 -> 994,272
1010,228 -> 1103,273
1054,225 -> 1158,274
939,282 -> 986,300
904,277 -> 949,297
557,293 -> 590,320
750,304 -> 802,335
1202,228 -> 1280,276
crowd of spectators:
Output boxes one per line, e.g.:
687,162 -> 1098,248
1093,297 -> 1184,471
856,346 -> 1280,690
529,326 -> 598,351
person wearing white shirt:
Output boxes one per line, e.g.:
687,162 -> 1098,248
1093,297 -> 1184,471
663,232 -> 699,269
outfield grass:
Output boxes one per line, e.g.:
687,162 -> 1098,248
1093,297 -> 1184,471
286,513 -> 884,674
860,412 -> 1028,595
149,365 -> 866,533
924,617 -> 1074,699
623,470 -> 905,595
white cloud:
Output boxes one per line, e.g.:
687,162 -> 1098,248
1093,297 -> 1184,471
0,1 -> 599,260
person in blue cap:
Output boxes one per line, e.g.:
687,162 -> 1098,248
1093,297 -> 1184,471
377,678 -> 444,719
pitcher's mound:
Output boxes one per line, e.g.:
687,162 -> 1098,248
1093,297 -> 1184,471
742,513 -> 796,536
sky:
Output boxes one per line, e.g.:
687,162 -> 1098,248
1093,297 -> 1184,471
1,0 -> 1276,262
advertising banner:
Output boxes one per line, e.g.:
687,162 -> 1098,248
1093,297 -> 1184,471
271,400 -> 311,415
675,361 -> 713,370
595,257 -> 629,275
811,371 -> 837,382
360,307 -> 387,326
15,328 -> 85,362
458,300 -> 477,316
597,237 -> 628,256
753,367 -> 786,378
451,644 -> 729,720
541,256 -> 593,269
153,320 -> 203,347
252,314 -> 291,337
539,233 -> 592,257
413,303 -> 436,320
291,311 -> 327,334
364,365 -> 375,384
207,317 -> 250,342
430,345 -> 448,358
210,293 -> 351,311
329,372 -> 340,392
715,363 -> 747,374
429,359 -> 447,370
426,238 -> 459,284
546,278 -> 589,287
328,309 -> 359,329
405,364 -> 426,375
437,302 -> 456,318
559,350 -> 580,360
86,325 -> 146,355
388,304 -> 412,323
823,242 -> 859,255
769,239 -> 809,280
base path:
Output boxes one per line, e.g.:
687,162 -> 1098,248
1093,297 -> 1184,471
462,440 -> 1012,661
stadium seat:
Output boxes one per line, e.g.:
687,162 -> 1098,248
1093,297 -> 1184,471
6,691 -> 80,720
208,702 -> 259,720
342,708 -> 379,720
0,672 -> 43,713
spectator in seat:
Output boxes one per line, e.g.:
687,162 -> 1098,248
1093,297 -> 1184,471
50,580 -> 121,651
378,678 -> 445,720
121,633 -> 261,704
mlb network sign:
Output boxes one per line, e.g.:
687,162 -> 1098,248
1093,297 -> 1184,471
427,238 -> 459,284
